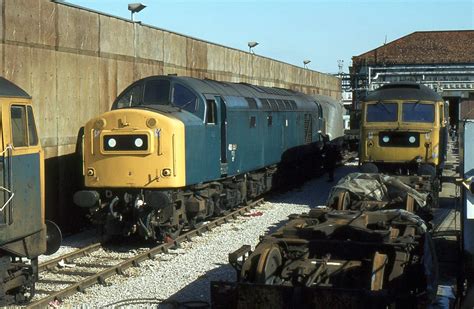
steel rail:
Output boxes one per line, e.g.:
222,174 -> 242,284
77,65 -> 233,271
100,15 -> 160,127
38,242 -> 103,272
26,198 -> 264,308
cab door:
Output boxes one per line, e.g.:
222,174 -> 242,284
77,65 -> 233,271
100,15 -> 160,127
0,100 -> 43,246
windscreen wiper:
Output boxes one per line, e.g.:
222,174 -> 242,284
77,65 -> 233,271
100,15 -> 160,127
376,100 -> 392,113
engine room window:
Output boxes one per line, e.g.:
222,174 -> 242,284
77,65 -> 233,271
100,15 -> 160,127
245,98 -> 258,109
143,79 -> 170,105
206,100 -> 217,124
366,102 -> 398,122
268,99 -> 278,111
11,105 -> 28,147
116,84 -> 143,108
27,106 -> 38,146
173,84 -> 197,112
276,99 -> 285,110
250,116 -> 256,128
260,98 -> 271,110
290,100 -> 297,110
402,102 -> 435,123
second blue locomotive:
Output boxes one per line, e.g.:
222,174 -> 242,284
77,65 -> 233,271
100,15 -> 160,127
74,76 -> 343,240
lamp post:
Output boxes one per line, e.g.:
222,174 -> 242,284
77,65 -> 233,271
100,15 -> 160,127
303,60 -> 311,69
248,41 -> 259,54
128,3 -> 146,21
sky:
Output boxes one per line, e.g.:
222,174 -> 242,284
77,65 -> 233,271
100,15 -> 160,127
68,0 -> 473,74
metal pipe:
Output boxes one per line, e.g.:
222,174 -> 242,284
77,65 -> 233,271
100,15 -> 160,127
109,196 -> 121,220
370,65 -> 474,71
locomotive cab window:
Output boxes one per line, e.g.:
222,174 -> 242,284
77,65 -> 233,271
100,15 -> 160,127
173,84 -> 197,113
116,84 -> 143,108
402,102 -> 434,123
143,79 -> 170,106
366,102 -> 398,122
206,100 -> 217,124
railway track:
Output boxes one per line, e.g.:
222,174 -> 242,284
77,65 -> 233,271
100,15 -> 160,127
26,199 -> 264,308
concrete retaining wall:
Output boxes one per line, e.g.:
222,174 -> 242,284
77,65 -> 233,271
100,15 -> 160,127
0,0 -> 341,229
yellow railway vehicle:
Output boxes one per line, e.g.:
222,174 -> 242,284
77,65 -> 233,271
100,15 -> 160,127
359,82 -> 448,178
0,78 -> 61,305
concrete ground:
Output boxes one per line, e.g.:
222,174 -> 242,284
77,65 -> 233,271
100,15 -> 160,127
431,140 -> 462,305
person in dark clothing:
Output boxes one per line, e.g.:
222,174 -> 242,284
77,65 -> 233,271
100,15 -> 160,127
320,133 -> 342,182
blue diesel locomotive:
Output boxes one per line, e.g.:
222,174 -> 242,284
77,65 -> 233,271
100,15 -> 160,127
74,76 -> 342,240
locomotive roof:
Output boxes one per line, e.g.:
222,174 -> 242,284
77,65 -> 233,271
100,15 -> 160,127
365,82 -> 442,102
312,94 -> 343,109
114,75 -> 319,112
0,77 -> 31,98
175,76 -> 301,98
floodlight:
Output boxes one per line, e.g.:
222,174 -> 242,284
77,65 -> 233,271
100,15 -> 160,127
248,41 -> 259,53
128,3 -> 146,21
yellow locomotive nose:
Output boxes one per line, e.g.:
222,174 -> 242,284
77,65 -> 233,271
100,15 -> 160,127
83,109 -> 186,188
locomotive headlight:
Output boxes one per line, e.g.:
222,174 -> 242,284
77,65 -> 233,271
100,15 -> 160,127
425,132 -> 431,141
367,132 -> 374,139
107,138 -> 117,148
382,136 -> 390,143
134,138 -> 144,148
408,136 -> 416,144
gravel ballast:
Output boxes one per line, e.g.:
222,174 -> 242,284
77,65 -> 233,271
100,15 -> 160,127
60,165 -> 356,307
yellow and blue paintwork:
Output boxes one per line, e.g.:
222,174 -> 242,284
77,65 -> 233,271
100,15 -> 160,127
82,76 -> 326,190
0,79 -> 46,258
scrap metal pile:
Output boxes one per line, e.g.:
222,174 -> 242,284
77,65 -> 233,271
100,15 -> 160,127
212,173 -> 438,308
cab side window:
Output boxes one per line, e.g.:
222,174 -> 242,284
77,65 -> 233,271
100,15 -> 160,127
206,100 -> 217,124
10,105 -> 39,147
27,106 -> 38,145
11,105 -> 28,147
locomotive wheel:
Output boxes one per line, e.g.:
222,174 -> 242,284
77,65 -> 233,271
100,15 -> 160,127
255,245 -> 282,284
